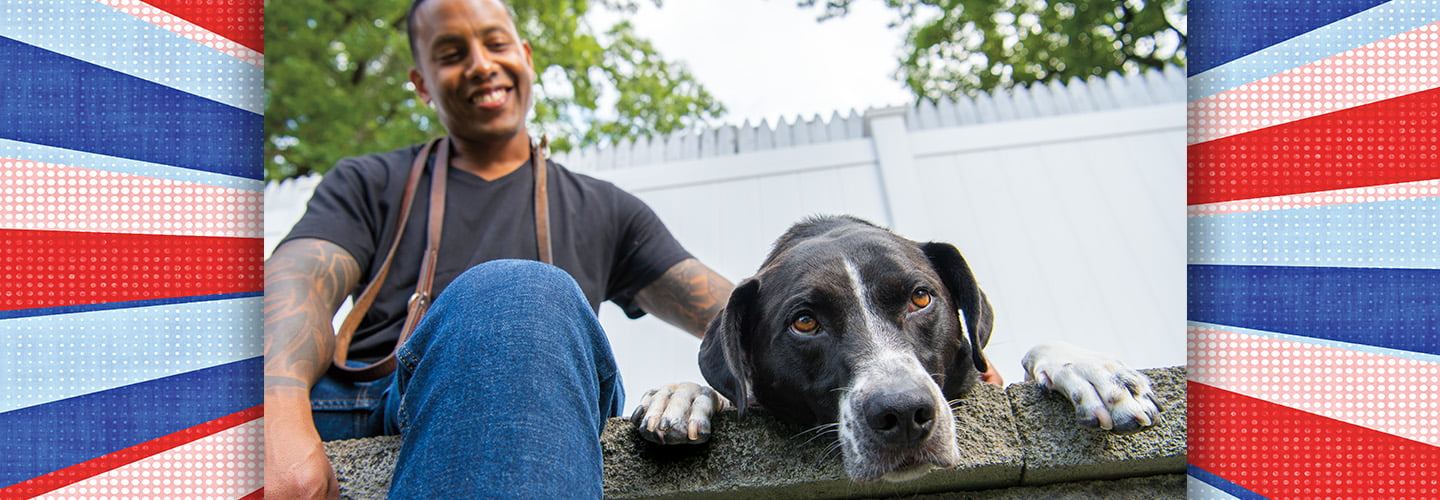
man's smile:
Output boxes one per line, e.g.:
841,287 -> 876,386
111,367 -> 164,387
471,87 -> 511,109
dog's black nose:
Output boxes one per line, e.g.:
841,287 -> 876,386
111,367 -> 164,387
864,390 -> 936,448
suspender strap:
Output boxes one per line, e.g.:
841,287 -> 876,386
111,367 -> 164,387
329,136 -> 552,381
533,136 -> 552,264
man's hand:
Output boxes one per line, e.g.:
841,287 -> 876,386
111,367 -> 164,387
265,393 -> 339,500
629,382 -> 730,444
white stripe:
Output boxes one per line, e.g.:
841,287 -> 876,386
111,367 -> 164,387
1188,0 -> 1437,99
1189,22 -> 1440,145
37,419 -> 264,499
1189,324 -> 1440,447
843,257 -> 887,343
0,159 -> 262,238
0,139 -> 262,192
0,0 -> 262,114
1187,474 -> 1244,500
0,297 -> 261,413
98,0 -> 264,68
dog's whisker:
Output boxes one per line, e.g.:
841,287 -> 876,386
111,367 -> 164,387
792,423 -> 840,444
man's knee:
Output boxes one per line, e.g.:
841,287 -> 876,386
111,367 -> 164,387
441,259 -> 587,309
422,259 -> 598,350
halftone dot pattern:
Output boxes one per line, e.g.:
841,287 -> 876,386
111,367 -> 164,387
1188,1 -> 1440,497
1189,326 -> 1440,446
97,0 -> 263,67
36,420 -> 263,499
1188,197 -> 1440,268
0,229 -> 261,311
0,297 -> 260,413
135,0 -> 264,53
0,0 -> 262,113
0,0 -> 262,495
1189,0 -> 1438,99
0,139 -> 262,192
1188,179 -> 1440,216
0,159 -> 262,238
1188,86 -> 1440,205
1189,382 -> 1440,499
1189,21 -> 1440,145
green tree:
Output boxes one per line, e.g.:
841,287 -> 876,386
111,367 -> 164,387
800,0 -> 1185,101
264,0 -> 725,181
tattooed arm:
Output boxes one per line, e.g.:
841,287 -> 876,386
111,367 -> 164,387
264,238 -> 360,500
634,258 -> 734,338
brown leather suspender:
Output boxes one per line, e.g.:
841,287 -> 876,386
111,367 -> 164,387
330,136 -> 551,381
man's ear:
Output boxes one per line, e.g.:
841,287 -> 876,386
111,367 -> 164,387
409,67 -> 431,105
921,242 -> 994,373
698,278 -> 759,418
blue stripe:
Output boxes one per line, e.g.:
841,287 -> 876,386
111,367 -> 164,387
1188,0 -> 1434,99
0,292 -> 262,321
1189,0 -> 1392,75
0,138 -> 262,192
1188,465 -> 1268,500
0,0 -> 262,113
1188,197 -> 1440,268
0,296 -> 262,413
0,36 -> 260,179
0,357 -> 261,488
1188,265 -> 1440,355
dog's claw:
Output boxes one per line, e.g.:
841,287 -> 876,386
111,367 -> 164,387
1024,342 -> 1161,434
630,382 -> 725,445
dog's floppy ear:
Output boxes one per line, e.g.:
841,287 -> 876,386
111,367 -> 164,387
699,277 -> 759,417
921,242 -> 994,373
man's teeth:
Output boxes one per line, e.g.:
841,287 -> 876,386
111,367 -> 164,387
473,89 -> 506,104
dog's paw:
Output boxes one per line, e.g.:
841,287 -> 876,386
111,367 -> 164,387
1022,342 -> 1160,434
628,382 -> 730,445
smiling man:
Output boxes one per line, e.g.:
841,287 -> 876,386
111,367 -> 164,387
263,0 -> 733,497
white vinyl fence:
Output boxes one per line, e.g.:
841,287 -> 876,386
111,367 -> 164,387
266,67 -> 1187,411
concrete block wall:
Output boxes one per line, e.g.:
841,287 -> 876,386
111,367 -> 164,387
323,366 -> 1185,498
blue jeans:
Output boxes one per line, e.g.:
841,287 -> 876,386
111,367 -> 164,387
310,260 -> 625,498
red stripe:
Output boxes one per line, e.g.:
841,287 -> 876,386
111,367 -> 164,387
1188,382 -> 1440,499
138,0 -> 264,53
1188,86 -> 1440,205
239,488 -> 264,500
0,229 -> 261,311
3,406 -> 263,498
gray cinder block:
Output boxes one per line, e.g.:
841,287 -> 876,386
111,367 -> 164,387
322,366 -> 1186,499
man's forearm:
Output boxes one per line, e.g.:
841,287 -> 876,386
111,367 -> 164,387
635,258 -> 734,338
264,239 -> 361,394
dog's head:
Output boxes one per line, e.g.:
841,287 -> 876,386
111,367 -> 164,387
699,215 -> 994,481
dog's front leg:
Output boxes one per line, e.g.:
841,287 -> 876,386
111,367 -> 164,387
1022,342 -> 1161,434
629,382 -> 730,444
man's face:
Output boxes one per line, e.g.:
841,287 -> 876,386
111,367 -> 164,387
408,0 -> 534,144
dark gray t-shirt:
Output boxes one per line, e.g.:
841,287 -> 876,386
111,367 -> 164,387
282,142 -> 691,363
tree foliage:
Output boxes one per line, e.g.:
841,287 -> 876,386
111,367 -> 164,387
264,0 -> 724,181
800,0 -> 1185,102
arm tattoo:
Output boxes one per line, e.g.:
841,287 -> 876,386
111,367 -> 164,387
635,258 -> 734,338
264,239 -> 361,394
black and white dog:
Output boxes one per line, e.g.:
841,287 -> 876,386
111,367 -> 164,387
631,215 -> 1160,482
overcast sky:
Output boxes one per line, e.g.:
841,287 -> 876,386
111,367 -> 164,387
592,0 -> 917,128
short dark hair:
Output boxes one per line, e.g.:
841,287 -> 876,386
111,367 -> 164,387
405,0 -> 520,66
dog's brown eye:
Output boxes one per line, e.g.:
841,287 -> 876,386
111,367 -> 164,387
791,315 -> 820,335
910,289 -> 932,310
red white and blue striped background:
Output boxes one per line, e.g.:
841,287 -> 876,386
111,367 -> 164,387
1,1 -> 263,498
2,0 -> 1438,498
1187,0 -> 1439,498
